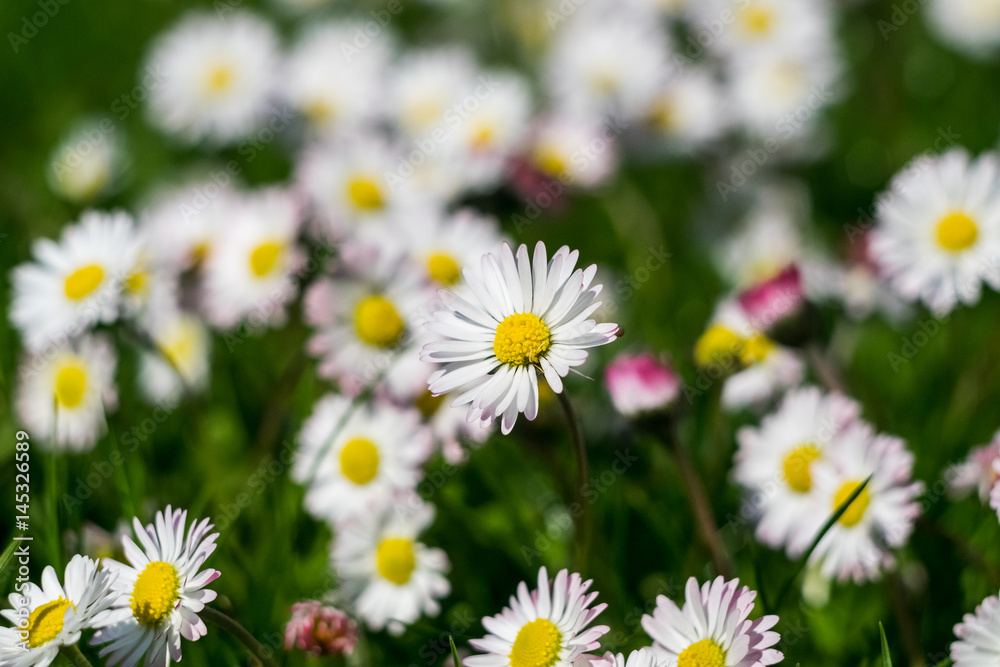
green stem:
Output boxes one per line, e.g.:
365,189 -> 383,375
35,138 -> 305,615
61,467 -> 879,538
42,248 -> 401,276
202,606 -> 279,667
557,391 -> 591,573
60,644 -> 93,667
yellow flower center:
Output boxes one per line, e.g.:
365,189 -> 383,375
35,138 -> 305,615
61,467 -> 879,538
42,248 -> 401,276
935,212 -> 979,252
493,313 -> 551,366
470,123 -> 496,150
739,334 -> 775,366
27,597 -> 73,648
741,5 -> 774,35
782,443 -> 822,493
694,325 -> 742,368
533,144 -> 567,178
427,252 -> 462,285
55,363 -> 88,409
833,479 -> 871,527
648,97 -> 676,131
205,63 -> 234,95
415,390 -> 445,419
64,264 -> 104,300
346,177 -> 384,211
304,98 -> 336,124
125,270 -> 149,296
353,295 -> 405,348
249,240 -> 285,278
131,561 -> 181,627
339,437 -> 380,485
678,638 -> 727,667
162,321 -> 199,369
376,538 -> 416,585
509,618 -> 562,667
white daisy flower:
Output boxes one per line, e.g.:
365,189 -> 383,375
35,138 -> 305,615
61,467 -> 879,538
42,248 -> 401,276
138,309 -> 211,407
927,0 -> 1000,58
144,12 -> 279,144
805,422 -> 924,582
281,21 -> 392,138
594,648 -> 669,667
389,47 -> 478,138
642,65 -> 728,152
870,148 -> 1000,315
47,119 -> 128,204
734,386 -> 862,555
951,592 -> 1000,667
947,431 -> 1000,501
527,113 -> 619,189
641,576 -> 783,667
403,208 -> 508,289
292,395 -> 433,525
201,188 -> 304,330
421,241 -> 621,434
16,334 -> 118,452
465,566 -> 610,667
10,210 -> 138,351
304,245 -> 429,396
691,0 -> 833,58
0,555 -> 117,667
91,506 -> 221,667
332,500 -> 450,635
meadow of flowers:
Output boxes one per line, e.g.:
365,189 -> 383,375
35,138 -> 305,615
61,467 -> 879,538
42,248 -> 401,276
3,0 -> 1000,665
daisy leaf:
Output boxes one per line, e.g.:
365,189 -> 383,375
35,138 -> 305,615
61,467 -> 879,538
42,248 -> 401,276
879,622 -> 892,667
450,635 -> 463,666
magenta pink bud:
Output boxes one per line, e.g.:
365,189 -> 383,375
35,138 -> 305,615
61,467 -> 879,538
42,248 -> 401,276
284,601 -> 358,656
604,353 -> 680,417
738,264 -> 804,332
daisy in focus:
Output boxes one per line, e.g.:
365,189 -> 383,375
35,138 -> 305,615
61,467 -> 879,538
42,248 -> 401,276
332,500 -> 450,635
0,555 -> 117,667
144,12 -> 279,144
641,576 -> 782,667
465,566 -> 610,667
870,149 -> 1000,315
92,506 -> 221,667
10,210 -> 138,351
421,241 -> 621,434
594,648 -> 668,667
16,334 -> 118,452
951,592 -> 1000,667
292,395 -> 432,525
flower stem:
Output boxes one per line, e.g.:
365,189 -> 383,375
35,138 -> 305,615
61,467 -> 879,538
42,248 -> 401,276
662,422 -> 733,579
60,644 -> 93,667
202,606 -> 280,667
557,391 -> 591,572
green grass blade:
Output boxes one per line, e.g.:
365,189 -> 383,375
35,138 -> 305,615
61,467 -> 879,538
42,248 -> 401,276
450,636 -> 463,667
879,622 -> 892,667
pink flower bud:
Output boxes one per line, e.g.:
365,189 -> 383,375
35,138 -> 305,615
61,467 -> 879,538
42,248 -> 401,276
738,264 -> 804,332
604,353 -> 680,417
284,601 -> 358,656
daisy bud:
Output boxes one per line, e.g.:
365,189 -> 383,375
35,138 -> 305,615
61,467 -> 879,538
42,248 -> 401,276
284,601 -> 358,656
737,264 -> 805,336
604,353 -> 680,418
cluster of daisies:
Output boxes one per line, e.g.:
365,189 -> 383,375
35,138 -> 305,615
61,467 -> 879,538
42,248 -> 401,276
0,507 -> 220,667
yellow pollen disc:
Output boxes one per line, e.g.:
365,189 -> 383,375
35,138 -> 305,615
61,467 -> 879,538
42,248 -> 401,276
493,313 -> 551,366
694,325 -> 742,368
64,264 -> 104,300
782,444 -> 822,493
427,252 -> 461,285
346,177 -> 385,211
833,479 -> 871,527
741,6 -> 774,35
509,618 -> 562,667
415,390 -> 445,419
249,240 -> 285,278
125,270 -> 148,296
936,212 -> 979,252
304,98 -> 336,124
678,638 -> 727,667
532,144 -> 567,178
205,64 -> 234,94
131,561 -> 181,627
648,98 -> 676,131
191,242 -> 211,265
470,124 -> 496,150
27,597 -> 73,648
376,538 -> 416,585
405,99 -> 443,131
739,334 -> 775,366
163,322 -> 198,369
354,295 -> 405,348
339,437 -> 380,485
55,363 -> 88,409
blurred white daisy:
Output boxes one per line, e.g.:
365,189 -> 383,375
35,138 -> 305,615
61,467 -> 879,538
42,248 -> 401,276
945,430 -> 1000,502
806,422 -> 924,582
0,555 -> 117,667
465,566 -> 610,667
642,65 -> 728,152
927,0 -> 1000,58
292,395 -> 433,525
734,386 -> 861,555
144,12 -> 279,144
403,208 -> 507,289
47,119 -> 128,204
10,210 -> 138,351
201,188 -> 304,330
641,576 -> 782,667
691,0 -> 833,57
138,309 -> 211,406
527,113 -> 619,189
92,506 -> 221,667
421,241 -> 620,434
951,592 -> 1000,667
389,47 -> 477,138
871,149 -> 1000,315
332,500 -> 450,635
16,334 -> 118,452
281,20 -> 392,138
